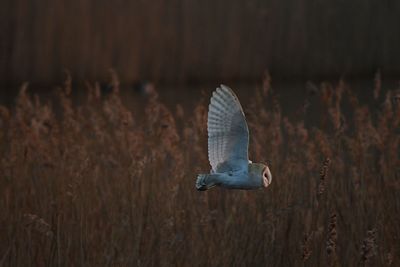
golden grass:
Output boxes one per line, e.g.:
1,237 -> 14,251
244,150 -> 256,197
0,75 -> 399,266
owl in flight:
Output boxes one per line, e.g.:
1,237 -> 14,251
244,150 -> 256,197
196,85 -> 272,191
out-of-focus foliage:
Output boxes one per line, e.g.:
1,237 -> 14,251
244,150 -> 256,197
2,0 -> 400,85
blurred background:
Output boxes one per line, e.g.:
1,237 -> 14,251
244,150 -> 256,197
1,0 -> 400,96
1,2 -> 400,266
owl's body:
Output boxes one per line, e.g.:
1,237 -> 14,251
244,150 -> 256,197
196,85 -> 272,191
197,163 -> 268,190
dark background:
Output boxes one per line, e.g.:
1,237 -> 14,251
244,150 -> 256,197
1,2 -> 399,266
1,0 -> 400,91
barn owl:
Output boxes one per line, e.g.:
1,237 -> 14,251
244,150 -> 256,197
196,85 -> 272,191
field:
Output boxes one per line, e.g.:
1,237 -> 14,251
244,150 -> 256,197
0,74 -> 399,266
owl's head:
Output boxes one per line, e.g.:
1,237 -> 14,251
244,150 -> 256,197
249,163 -> 272,188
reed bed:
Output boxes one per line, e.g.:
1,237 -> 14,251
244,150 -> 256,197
0,75 -> 399,266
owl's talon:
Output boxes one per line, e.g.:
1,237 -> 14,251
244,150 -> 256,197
196,174 -> 213,191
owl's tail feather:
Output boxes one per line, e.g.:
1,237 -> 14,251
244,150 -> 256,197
196,174 -> 217,191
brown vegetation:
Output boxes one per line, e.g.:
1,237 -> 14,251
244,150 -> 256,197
0,75 -> 399,266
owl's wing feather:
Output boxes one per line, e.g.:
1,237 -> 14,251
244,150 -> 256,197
207,85 -> 249,173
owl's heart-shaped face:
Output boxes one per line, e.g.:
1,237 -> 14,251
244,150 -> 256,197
262,166 -> 272,188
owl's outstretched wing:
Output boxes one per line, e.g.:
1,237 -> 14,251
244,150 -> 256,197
207,85 -> 249,173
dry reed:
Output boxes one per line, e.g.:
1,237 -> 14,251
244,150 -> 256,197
0,75 -> 399,266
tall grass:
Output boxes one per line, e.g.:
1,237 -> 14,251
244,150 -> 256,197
0,75 -> 399,266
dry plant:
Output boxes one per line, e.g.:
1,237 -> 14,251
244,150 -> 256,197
360,228 -> 377,266
0,74 -> 399,266
326,211 -> 338,266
